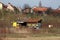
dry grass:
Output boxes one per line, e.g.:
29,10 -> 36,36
3,37 -> 60,40
0,13 -> 60,40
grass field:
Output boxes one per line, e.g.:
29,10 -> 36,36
0,28 -> 60,38
1,36 -> 60,40
0,13 -> 60,40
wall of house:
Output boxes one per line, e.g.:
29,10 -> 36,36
38,23 -> 42,28
7,4 -> 14,11
0,3 -> 3,10
27,23 -> 38,27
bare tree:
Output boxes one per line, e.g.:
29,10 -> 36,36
23,4 -> 31,9
46,7 -> 53,15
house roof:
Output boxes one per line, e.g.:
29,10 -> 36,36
26,18 -> 40,23
8,3 -> 14,7
0,2 -> 4,5
53,9 -> 60,13
0,2 -> 7,8
16,17 -> 42,23
8,3 -> 17,9
3,5 -> 7,8
33,7 -> 48,12
0,2 -> 3,4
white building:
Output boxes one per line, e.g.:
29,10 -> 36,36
7,3 -> 14,11
0,2 -> 3,10
17,7 -> 22,12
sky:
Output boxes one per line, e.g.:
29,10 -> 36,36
0,0 -> 60,9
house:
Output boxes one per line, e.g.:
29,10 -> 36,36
17,7 -> 22,12
33,7 -> 48,14
17,18 -> 42,29
7,3 -> 15,11
0,2 -> 3,10
52,6 -> 60,16
52,9 -> 60,16
0,2 -> 7,10
3,5 -> 7,9
22,7 -> 32,14
26,18 -> 42,28
32,1 -> 48,14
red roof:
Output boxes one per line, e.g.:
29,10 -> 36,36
26,18 -> 40,23
33,7 -> 48,12
53,9 -> 60,13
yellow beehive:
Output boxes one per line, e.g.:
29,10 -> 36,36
13,22 -> 17,28
27,24 -> 32,27
32,24 -> 36,26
